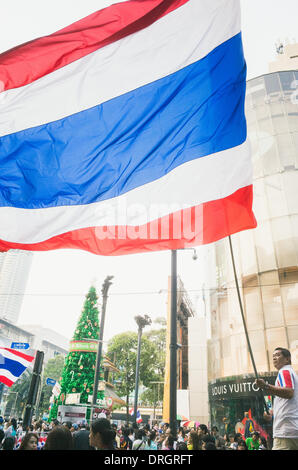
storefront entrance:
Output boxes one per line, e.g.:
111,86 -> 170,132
208,375 -> 276,448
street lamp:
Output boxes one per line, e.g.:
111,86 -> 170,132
133,314 -> 152,425
91,275 -> 113,421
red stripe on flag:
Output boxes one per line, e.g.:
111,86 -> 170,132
0,0 -> 190,92
282,370 -> 294,389
0,375 -> 14,387
0,185 -> 257,255
1,347 -> 35,363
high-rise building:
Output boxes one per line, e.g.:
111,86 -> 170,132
0,250 -> 33,324
205,67 -> 298,439
269,40 -> 298,73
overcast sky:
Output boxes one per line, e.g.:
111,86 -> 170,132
1,0 -> 297,344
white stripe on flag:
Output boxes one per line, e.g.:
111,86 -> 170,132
0,0 -> 241,137
0,368 -> 18,384
0,348 -> 33,368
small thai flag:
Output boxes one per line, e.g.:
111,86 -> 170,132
129,408 -> 143,424
0,347 -> 34,387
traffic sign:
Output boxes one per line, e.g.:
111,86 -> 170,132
11,342 -> 29,350
46,378 -> 57,387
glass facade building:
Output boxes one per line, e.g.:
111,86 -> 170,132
206,71 -> 298,440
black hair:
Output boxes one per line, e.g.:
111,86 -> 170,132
63,421 -> 72,430
2,437 -> 15,450
44,425 -> 74,450
91,418 -> 116,449
135,429 -> 146,440
166,435 -> 175,449
238,440 -> 247,450
19,432 -> 39,450
177,441 -> 188,450
11,418 -> 17,431
234,433 -> 243,443
205,442 -> 217,450
147,431 -> 156,446
274,347 -> 291,364
260,436 -> 267,448
189,430 -> 201,450
199,424 -> 209,434
202,435 -> 216,444
121,426 -> 130,437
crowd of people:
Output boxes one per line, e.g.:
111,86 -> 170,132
0,414 -> 269,451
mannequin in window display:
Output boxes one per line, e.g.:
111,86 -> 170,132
244,411 -> 255,438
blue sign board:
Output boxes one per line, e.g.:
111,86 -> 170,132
46,378 -> 57,387
10,342 -> 30,350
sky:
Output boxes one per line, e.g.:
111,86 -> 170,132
1,0 -> 298,345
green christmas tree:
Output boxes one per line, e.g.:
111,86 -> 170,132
49,286 -> 104,420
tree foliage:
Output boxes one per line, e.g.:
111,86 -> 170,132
39,355 -> 65,414
5,369 -> 32,418
107,331 -> 158,418
107,317 -> 166,411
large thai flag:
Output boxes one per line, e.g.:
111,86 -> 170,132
0,0 -> 256,255
0,347 -> 35,387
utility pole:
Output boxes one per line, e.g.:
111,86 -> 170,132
133,315 -> 152,424
91,276 -> 113,421
23,350 -> 44,429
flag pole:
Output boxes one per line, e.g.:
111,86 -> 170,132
228,235 -> 269,414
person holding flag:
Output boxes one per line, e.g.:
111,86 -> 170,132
256,348 -> 298,451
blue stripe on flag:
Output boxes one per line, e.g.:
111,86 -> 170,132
0,356 -> 27,377
278,373 -> 284,387
0,33 -> 246,210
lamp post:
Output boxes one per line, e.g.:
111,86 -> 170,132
169,249 -> 177,437
91,275 -> 113,421
133,314 -> 152,425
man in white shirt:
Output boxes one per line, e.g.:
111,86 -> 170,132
256,347 -> 298,450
